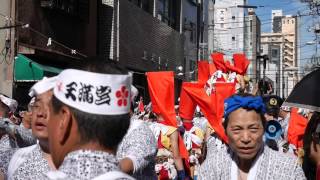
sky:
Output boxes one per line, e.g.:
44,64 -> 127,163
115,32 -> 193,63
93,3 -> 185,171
249,0 -> 318,68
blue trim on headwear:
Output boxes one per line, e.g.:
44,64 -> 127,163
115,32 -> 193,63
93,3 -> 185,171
224,95 -> 266,119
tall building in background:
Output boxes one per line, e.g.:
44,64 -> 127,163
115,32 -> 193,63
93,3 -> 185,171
281,15 -> 298,97
261,12 -> 298,98
244,8 -> 261,82
272,10 -> 283,33
210,0 -> 247,59
261,33 -> 282,96
181,0 -> 199,80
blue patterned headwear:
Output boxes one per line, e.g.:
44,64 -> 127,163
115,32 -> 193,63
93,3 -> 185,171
224,95 -> 266,119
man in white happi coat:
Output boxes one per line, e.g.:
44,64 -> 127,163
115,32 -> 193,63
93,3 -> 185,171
0,94 -> 18,149
44,58 -> 134,180
116,86 -> 157,180
199,94 -> 306,180
7,76 -> 57,180
117,114 -> 157,180
0,94 -> 18,179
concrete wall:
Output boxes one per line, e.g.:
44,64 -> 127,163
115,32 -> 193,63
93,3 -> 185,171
0,0 -> 13,97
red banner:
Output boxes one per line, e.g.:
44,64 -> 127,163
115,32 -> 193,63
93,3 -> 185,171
180,82 -> 235,143
146,71 -> 189,159
287,108 -> 308,149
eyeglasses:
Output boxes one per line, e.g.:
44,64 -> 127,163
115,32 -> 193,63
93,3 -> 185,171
30,104 -> 41,112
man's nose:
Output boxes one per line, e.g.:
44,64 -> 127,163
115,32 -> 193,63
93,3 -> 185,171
240,131 -> 252,144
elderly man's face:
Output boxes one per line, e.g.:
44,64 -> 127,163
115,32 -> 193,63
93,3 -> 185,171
226,108 -> 264,161
31,91 -> 53,140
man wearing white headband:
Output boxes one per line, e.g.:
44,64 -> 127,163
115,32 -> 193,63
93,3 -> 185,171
117,86 -> 157,180
0,98 -> 37,179
45,58 -> 134,180
0,97 -> 37,148
7,76 -> 57,180
0,94 -> 18,149
199,93 -> 306,180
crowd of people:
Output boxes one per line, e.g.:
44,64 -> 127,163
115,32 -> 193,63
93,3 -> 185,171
0,56 -> 319,180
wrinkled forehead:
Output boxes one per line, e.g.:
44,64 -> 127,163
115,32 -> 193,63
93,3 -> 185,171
227,108 -> 262,127
35,91 -> 53,103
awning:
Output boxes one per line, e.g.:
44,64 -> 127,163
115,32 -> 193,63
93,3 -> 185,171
14,54 -> 62,82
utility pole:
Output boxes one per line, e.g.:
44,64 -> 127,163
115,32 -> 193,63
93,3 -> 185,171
208,0 -> 215,55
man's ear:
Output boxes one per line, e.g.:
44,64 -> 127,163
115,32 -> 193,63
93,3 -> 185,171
58,105 -> 73,145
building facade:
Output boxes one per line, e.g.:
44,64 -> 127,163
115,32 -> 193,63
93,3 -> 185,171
244,8 -> 261,82
261,14 -> 298,98
108,0 -> 204,99
210,0 -> 247,59
181,0 -> 198,80
260,35 -> 282,96
272,10 -> 283,33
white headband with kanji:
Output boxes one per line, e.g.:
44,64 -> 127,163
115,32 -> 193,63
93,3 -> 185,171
53,69 -> 132,115
29,76 -> 58,97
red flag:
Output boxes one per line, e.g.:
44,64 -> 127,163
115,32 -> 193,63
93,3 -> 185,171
179,86 -> 197,120
233,53 -> 250,75
211,53 -> 227,72
146,71 -> 177,127
146,71 -> 189,159
198,61 -> 211,84
181,82 -> 229,142
225,60 -> 242,74
211,83 -> 236,142
209,62 -> 217,75
287,108 -> 308,148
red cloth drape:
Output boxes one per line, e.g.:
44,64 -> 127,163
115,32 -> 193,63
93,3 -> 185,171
179,86 -> 197,120
209,63 -> 217,75
287,108 -> 308,148
211,53 -> 250,75
180,82 -> 235,143
211,53 -> 227,72
233,53 -> 250,75
211,83 -> 236,138
198,61 -> 211,84
146,71 -> 189,159
146,71 -> 177,127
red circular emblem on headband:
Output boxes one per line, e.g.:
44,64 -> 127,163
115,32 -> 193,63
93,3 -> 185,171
116,86 -> 129,106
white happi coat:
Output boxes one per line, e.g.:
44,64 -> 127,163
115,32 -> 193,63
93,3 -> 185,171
199,137 -> 306,180
44,150 -> 135,180
7,144 -> 51,180
117,118 -> 157,180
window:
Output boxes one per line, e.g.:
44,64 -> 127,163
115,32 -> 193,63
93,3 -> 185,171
220,10 -> 224,15
232,36 -> 235,41
220,17 -> 224,21
220,23 -> 224,28
292,19 -> 294,24
157,0 -> 179,30
287,19 -> 290,24
232,16 -> 235,20
272,49 -> 279,58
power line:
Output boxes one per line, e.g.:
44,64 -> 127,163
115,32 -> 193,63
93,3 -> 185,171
0,12 -> 87,58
